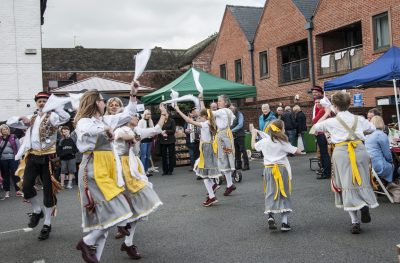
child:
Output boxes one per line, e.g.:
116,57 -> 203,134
313,91 -> 378,234
174,104 -> 220,207
57,126 -> 78,189
251,120 -> 301,232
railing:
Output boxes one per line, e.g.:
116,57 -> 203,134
281,58 -> 309,83
320,45 -> 363,75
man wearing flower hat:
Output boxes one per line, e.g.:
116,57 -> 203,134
7,91 -> 70,240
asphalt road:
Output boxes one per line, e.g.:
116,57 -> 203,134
0,154 -> 399,263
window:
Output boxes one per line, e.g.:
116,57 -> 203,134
259,51 -> 268,77
373,12 -> 390,50
280,40 -> 309,83
234,59 -> 242,82
220,64 -> 226,79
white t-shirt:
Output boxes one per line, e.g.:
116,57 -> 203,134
213,108 -> 235,130
255,136 -> 297,165
200,122 -> 212,142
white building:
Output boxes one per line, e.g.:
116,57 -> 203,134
0,0 -> 46,121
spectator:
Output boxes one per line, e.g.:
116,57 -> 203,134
106,97 -> 123,115
276,107 -> 283,120
210,102 -> 218,111
365,116 -> 394,185
312,96 -> 331,179
57,126 -> 78,189
158,112 -> 176,175
258,103 -> 277,131
230,104 -> 250,171
311,86 -> 324,119
0,124 -> 22,198
281,106 -> 297,146
367,108 -> 389,134
293,105 -> 307,154
184,108 -> 200,171
138,109 -> 155,176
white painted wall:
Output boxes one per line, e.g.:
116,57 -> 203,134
0,0 -> 43,121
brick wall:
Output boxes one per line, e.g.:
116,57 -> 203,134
210,9 -> 253,85
192,39 -> 217,72
313,0 -> 400,107
0,0 -> 43,121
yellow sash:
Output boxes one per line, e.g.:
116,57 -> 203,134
92,151 -> 124,201
335,140 -> 363,186
264,164 -> 292,200
120,155 -> 146,193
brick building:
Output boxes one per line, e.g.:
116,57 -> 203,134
211,5 -> 263,86
0,0 -> 47,121
211,1 -> 400,128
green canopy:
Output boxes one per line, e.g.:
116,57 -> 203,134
141,68 -> 256,104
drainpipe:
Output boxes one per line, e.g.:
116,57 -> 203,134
248,41 -> 255,86
305,19 -> 315,87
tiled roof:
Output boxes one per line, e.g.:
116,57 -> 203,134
42,47 -> 186,71
227,5 -> 263,43
179,33 -> 218,67
291,0 -> 320,20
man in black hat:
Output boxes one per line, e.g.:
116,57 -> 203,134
311,86 -> 324,119
7,91 -> 70,240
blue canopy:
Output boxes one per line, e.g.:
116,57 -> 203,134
324,46 -> 400,91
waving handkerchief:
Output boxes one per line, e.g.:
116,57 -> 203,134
163,95 -> 200,110
69,92 -> 85,111
192,68 -> 203,93
133,48 -> 152,81
42,94 -> 71,113
320,96 -> 336,114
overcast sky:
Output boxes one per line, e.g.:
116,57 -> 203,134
42,0 -> 265,49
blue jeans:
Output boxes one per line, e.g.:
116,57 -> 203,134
286,129 -> 297,147
140,142 -> 152,172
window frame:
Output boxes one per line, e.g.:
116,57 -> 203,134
259,51 -> 269,78
372,11 -> 391,51
219,64 -> 227,79
234,59 -> 243,83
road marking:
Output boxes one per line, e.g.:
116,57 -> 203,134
0,227 -> 33,235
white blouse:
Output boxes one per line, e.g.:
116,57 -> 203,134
255,136 -> 297,165
212,108 -> 235,130
200,122 -> 212,142
75,101 -> 137,153
313,111 -> 375,144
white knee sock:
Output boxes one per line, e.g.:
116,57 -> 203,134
96,231 -> 108,260
43,207 -> 53,226
281,212 -> 288,224
124,222 -> 137,246
83,229 -> 108,246
29,196 -> 42,214
68,174 -> 74,187
224,171 -> 233,187
204,179 -> 215,199
348,211 -> 359,224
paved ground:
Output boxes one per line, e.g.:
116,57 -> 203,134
0,154 -> 399,263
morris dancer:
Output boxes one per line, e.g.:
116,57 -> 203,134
74,83 -> 138,263
251,120 -> 301,232
313,91 -> 378,234
113,104 -> 167,259
200,93 -> 236,196
174,104 -> 220,206
7,92 -> 70,240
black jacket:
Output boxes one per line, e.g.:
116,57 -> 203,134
57,137 -> 78,160
295,111 -> 307,133
281,111 -> 297,130
158,118 -> 176,144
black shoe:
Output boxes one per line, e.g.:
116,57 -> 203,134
38,225 -> 51,240
28,211 -> 44,228
162,172 -> 168,176
243,165 -> 250,171
267,216 -> 277,230
351,223 -> 361,234
196,176 -> 202,180
281,223 -> 291,232
360,206 -> 371,223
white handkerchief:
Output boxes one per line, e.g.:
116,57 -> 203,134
136,104 -> 145,112
192,68 -> 203,93
334,52 -> 342,60
134,48 -> 152,81
321,55 -> 330,68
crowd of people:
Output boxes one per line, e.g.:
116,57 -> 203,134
1,81 -> 399,262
